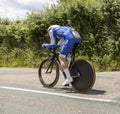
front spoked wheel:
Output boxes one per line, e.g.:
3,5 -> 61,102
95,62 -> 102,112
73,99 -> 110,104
38,58 -> 59,88
70,59 -> 96,93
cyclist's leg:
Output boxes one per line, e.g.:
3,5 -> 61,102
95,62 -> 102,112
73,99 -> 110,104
59,38 -> 77,85
60,37 -> 81,86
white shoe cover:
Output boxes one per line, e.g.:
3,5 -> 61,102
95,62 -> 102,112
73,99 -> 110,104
62,78 -> 73,86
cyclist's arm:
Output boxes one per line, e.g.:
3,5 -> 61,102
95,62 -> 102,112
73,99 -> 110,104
57,38 -> 64,47
49,29 -> 55,44
42,29 -> 60,48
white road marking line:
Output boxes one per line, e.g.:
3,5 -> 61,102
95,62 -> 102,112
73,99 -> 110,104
0,86 -> 116,103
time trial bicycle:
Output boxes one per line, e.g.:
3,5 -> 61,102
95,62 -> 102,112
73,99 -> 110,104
38,43 -> 96,93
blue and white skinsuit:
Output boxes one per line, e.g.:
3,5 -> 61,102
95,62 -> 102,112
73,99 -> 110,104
43,25 -> 82,58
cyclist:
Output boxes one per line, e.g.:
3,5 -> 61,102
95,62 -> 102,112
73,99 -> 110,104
42,25 -> 82,86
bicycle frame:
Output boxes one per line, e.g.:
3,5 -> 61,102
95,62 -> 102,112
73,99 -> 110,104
39,42 -> 80,80
47,43 -> 80,72
48,49 -> 63,71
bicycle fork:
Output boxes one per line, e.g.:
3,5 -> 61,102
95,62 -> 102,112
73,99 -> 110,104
45,59 -> 54,74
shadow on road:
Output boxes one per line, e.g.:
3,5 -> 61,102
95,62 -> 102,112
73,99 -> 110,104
86,89 -> 106,95
53,87 -> 106,95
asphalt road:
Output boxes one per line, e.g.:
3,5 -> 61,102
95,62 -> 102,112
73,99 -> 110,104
0,68 -> 120,114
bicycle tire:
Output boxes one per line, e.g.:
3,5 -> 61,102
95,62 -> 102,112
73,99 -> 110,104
70,59 -> 96,93
38,58 -> 59,88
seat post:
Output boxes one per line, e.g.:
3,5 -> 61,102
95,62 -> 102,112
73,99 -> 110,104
71,43 -> 79,62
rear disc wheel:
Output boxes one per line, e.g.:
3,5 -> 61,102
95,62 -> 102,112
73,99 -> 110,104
70,59 -> 96,93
